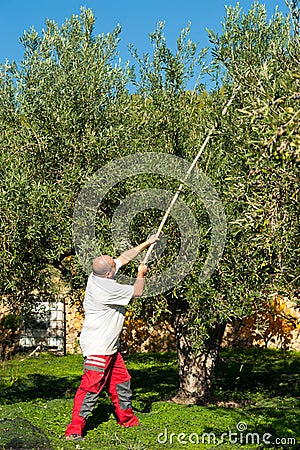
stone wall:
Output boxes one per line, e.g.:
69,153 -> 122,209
63,305 -> 176,355
0,301 -> 20,360
222,296 -> 300,351
1,294 -> 299,358
65,300 -> 83,354
65,295 -> 300,354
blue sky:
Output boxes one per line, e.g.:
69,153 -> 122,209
0,0 -> 290,66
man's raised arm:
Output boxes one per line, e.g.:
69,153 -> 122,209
117,235 -> 158,267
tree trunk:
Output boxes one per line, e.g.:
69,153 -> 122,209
172,316 -> 226,405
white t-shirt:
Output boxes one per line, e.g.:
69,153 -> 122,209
80,259 -> 134,356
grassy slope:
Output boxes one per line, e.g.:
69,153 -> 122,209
0,348 -> 299,449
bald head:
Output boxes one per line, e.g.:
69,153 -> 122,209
92,255 -> 116,278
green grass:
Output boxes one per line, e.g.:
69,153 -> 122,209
0,348 -> 299,449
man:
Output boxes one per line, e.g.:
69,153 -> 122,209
65,235 -> 158,441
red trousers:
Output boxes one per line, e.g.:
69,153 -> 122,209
65,352 -> 139,436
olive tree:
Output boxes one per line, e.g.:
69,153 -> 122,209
0,8 -> 132,307
124,2 -> 299,403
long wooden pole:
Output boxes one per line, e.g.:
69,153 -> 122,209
142,87 -> 239,265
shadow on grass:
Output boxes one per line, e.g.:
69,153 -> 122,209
0,349 -> 299,410
0,353 -> 178,405
212,347 -> 300,402
0,373 -> 82,403
83,401 -> 115,435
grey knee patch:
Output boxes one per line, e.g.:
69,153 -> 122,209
116,380 -> 132,410
80,391 -> 99,418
